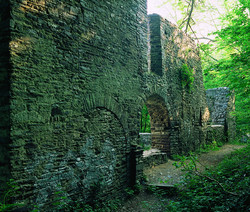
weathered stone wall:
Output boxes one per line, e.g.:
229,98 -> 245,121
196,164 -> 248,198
5,0 -> 148,209
0,2 -> 234,210
0,0 -> 11,191
142,150 -> 168,169
206,125 -> 226,143
206,87 -> 236,142
139,133 -> 152,146
146,14 -> 209,156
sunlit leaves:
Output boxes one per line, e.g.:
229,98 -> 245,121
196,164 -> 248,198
140,105 -> 151,133
166,146 -> 250,211
202,0 -> 249,133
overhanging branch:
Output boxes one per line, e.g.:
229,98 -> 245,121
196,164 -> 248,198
185,0 -> 195,33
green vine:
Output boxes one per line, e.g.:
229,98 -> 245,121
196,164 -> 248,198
181,64 -> 194,92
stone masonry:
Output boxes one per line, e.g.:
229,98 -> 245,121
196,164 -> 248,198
1,0 -> 148,209
206,87 -> 236,142
146,14 -> 209,156
0,1 -> 234,210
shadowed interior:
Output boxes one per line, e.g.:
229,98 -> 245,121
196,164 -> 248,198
146,95 -> 171,155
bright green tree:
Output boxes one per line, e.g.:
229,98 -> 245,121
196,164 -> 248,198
140,105 -> 151,133
203,0 -> 250,134
160,0 -> 249,134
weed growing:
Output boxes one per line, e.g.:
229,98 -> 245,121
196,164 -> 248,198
0,179 -> 25,211
166,145 -> 250,211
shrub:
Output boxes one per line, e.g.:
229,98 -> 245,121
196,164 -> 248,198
0,179 -> 24,211
167,145 -> 250,211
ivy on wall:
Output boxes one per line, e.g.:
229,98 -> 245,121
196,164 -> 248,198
181,64 -> 194,92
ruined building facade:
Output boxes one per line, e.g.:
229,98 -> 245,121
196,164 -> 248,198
0,0 -> 235,209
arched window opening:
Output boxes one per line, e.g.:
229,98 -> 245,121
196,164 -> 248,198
140,104 -> 151,133
139,104 -> 152,151
139,95 -> 172,156
145,95 -> 171,156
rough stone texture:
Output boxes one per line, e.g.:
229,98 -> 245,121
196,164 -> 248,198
206,87 -> 236,142
142,149 -> 168,169
4,0 -> 148,209
0,0 -> 11,191
206,125 -> 226,143
0,1 -> 235,210
139,133 -> 152,146
26,108 -> 130,209
146,14 -> 209,156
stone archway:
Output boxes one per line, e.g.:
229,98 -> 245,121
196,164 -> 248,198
81,107 -> 128,202
30,106 -> 130,209
145,95 -> 171,155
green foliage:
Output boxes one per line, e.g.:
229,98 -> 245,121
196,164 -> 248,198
124,182 -> 143,198
171,141 -> 223,161
198,140 -> 223,153
146,185 -> 170,197
229,136 -> 250,144
166,145 -> 250,211
181,64 -> 194,91
139,143 -> 151,151
140,104 -> 151,133
0,179 -> 24,211
202,0 -> 250,134
134,181 -> 144,193
91,199 -> 122,212
124,187 -> 135,197
0,182 -> 122,212
50,186 -> 70,210
32,188 -> 123,212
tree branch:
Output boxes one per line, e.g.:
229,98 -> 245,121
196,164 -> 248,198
179,17 -> 188,28
194,170 -> 239,196
185,0 -> 195,33
188,23 -> 219,62
194,37 -> 215,42
187,155 -> 239,197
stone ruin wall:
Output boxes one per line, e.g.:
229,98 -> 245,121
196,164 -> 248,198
1,0 -> 148,209
206,87 -> 236,143
145,14 -> 209,156
0,1 -> 235,210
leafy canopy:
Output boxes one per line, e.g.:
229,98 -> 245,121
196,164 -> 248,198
161,0 -> 249,133
202,0 -> 250,133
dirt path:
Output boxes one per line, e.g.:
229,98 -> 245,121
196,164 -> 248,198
119,144 -> 246,212
144,144 -> 246,186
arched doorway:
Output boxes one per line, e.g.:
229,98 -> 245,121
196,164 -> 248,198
144,95 -> 171,155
